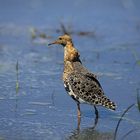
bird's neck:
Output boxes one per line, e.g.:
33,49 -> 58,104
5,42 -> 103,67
63,42 -> 81,81
64,42 -> 80,63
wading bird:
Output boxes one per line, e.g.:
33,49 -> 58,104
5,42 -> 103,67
48,34 -> 116,128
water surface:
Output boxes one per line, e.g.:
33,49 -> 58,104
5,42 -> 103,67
0,0 -> 140,140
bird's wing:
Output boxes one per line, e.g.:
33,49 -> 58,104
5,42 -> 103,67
66,72 -> 105,104
84,72 -> 102,88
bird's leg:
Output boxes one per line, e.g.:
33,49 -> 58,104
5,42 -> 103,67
92,105 -> 99,129
77,103 -> 81,117
77,103 -> 81,131
77,115 -> 81,131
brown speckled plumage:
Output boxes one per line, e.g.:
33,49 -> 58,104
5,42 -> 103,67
48,34 -> 116,111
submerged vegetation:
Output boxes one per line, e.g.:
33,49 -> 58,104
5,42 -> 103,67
113,88 -> 140,140
16,60 -> 19,94
114,104 -> 135,140
137,89 -> 140,112
29,23 -> 96,43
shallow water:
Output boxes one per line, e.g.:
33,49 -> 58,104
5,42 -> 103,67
0,0 -> 140,140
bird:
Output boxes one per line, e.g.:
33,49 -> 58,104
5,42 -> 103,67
48,34 -> 116,126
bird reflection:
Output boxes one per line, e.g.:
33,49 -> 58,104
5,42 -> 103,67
67,124 -> 113,140
68,107 -> 114,140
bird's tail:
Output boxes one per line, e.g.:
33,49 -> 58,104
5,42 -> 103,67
100,95 -> 116,111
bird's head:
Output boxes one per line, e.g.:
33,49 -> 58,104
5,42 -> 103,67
48,34 -> 81,62
48,34 -> 73,47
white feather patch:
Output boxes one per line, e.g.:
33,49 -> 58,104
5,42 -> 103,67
64,83 -> 85,103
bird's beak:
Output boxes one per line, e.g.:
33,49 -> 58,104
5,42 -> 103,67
48,40 -> 58,46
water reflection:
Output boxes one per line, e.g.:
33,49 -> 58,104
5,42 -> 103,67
71,108 -> 112,140
67,126 -> 113,140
